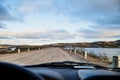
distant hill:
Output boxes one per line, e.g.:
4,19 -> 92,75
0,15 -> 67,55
50,40 -> 120,48
0,45 -> 13,49
0,40 -> 120,48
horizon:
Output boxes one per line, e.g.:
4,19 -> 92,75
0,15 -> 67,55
0,0 -> 120,45
0,39 -> 119,46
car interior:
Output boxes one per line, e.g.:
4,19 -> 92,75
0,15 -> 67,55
0,61 -> 120,80
0,0 -> 120,80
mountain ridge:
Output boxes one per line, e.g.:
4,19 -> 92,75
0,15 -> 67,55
0,40 -> 120,48
50,40 -> 120,48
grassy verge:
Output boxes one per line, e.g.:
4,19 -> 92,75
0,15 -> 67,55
78,48 -> 111,63
62,47 -> 112,66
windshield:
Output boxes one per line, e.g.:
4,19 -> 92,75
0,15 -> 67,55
0,0 -> 120,67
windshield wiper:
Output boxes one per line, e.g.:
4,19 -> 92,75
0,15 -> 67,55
25,61 -> 106,69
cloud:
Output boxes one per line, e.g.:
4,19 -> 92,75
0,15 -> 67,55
18,0 -> 120,20
17,30 -> 75,40
88,0 -> 120,25
0,0 -> 119,25
19,0 -> 54,15
0,0 -> 120,44
61,0 -> 120,25
0,29 -> 77,40
101,15 -> 120,25
0,23 -> 6,28
99,29 -> 120,39
92,25 -> 120,30
19,0 -> 38,13
0,4 -> 11,21
54,0 -> 119,14
78,29 -> 100,34
0,0 -> 120,22
0,1 -> 12,21
0,0 -> 23,22
80,25 -> 120,39
0,36 -> 11,39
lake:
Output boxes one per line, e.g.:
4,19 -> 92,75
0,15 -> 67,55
84,48 -> 120,59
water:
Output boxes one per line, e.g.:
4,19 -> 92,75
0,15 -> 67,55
84,48 -> 120,59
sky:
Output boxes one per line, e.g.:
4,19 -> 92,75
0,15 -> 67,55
0,0 -> 120,45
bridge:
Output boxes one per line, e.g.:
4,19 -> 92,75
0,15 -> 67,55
0,48 -> 86,65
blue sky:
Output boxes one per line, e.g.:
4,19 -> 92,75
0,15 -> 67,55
0,0 -> 120,45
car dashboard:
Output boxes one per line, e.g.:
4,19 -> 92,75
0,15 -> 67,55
26,66 -> 120,80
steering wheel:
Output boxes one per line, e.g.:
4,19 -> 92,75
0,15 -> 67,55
0,62 -> 45,80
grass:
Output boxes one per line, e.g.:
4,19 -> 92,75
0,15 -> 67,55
77,48 -> 110,63
88,51 -> 101,59
0,46 -> 47,54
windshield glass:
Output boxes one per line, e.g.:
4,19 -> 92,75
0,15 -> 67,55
0,0 -> 120,67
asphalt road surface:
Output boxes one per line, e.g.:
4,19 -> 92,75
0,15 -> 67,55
0,48 -> 86,65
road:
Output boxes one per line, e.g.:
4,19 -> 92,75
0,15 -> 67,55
0,48 -> 86,65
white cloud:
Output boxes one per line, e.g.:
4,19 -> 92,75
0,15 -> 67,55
0,0 -> 120,45
80,25 -> 120,40
99,29 -> 120,38
19,0 -> 54,14
0,29 -> 81,40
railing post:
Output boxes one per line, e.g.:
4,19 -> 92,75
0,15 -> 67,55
78,48 -> 82,53
18,49 -> 20,53
113,56 -> 120,68
84,51 -> 87,59
28,48 -> 30,52
74,48 -> 77,54
70,48 -> 72,53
